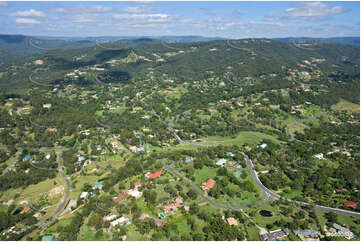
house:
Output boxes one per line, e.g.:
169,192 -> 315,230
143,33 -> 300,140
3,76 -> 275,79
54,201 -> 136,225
93,181 -> 104,189
43,103 -> 52,109
110,140 -> 122,150
294,229 -> 319,238
259,143 -> 268,149
110,217 -> 129,227
80,191 -> 89,199
343,201 -> 358,209
201,179 -> 216,192
128,189 -> 142,198
226,152 -> 233,157
216,158 -> 227,166
20,207 -> 30,214
261,228 -> 289,241
45,154 -> 51,159
227,217 -> 238,226
41,236 -> 57,241
163,197 -> 183,213
134,182 -> 141,189
185,156 -> 194,163
145,171 -> 163,179
23,156 -> 32,161
313,153 -> 325,160
103,214 -> 117,221
113,191 -> 128,203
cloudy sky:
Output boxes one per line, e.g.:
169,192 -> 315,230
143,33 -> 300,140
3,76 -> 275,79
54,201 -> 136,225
0,1 -> 359,38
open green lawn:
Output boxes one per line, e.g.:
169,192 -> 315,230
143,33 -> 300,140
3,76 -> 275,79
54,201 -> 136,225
77,225 -> 110,240
194,167 -> 217,185
0,174 -> 66,203
331,99 -> 360,113
243,201 -> 292,229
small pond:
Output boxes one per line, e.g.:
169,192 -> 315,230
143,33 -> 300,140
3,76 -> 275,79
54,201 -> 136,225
259,210 -> 273,217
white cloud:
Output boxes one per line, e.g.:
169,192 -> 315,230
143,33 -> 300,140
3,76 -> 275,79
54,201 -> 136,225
112,13 -> 170,24
124,6 -> 152,14
10,9 -> 46,17
56,8 -> 65,13
0,2 -> 8,7
282,2 -> 343,20
91,5 -> 112,12
15,18 -> 40,24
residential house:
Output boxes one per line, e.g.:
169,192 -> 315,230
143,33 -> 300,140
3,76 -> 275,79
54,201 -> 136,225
163,197 -> 183,213
343,201 -> 358,209
261,228 -> 289,241
113,191 -> 128,203
294,229 -> 319,239
103,214 -> 117,221
145,171 -> 163,179
227,217 -> 238,226
260,143 -> 268,149
80,191 -> 89,199
110,217 -> 129,227
134,182 -> 141,189
42,104 -> 52,109
216,158 -> 227,166
93,181 -> 104,189
313,153 -> 325,160
20,208 -> 30,214
128,189 -> 142,199
201,179 -> 216,192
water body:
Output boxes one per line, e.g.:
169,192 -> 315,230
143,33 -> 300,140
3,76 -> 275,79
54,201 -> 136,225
259,210 -> 273,217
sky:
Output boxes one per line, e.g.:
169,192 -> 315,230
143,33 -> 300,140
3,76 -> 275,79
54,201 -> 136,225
0,1 -> 359,38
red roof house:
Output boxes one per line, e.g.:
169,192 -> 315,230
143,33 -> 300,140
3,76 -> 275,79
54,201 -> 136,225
134,182 -> 141,189
343,202 -> 358,209
201,179 -> 216,192
113,191 -> 128,203
145,171 -> 163,179
227,217 -> 238,226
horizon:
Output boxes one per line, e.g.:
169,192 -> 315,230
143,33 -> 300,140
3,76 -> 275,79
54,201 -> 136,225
0,1 -> 359,38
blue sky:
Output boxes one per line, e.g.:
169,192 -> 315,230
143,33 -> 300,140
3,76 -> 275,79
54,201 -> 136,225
0,1 -> 359,38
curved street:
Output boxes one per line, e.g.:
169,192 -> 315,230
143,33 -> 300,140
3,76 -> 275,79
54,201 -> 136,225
164,151 -> 359,218
241,151 -> 360,218
38,150 -> 71,226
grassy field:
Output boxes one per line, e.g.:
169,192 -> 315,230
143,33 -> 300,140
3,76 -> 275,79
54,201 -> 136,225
331,99 -> 360,113
315,209 -> 360,231
0,173 -> 66,203
77,225 -> 110,240
243,201 -> 292,229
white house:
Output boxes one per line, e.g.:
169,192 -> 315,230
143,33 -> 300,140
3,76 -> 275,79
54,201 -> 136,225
313,153 -> 325,160
110,217 -> 129,227
80,191 -> 89,199
260,143 -> 268,149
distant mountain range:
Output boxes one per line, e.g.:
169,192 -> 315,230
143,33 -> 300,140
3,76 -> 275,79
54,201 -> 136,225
274,37 -> 360,46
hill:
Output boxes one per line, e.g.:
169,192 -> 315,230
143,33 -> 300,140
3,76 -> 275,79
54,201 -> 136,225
0,38 -> 359,91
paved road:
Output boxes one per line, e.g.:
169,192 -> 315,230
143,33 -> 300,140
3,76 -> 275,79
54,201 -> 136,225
29,72 -> 54,87
0,151 -> 20,176
160,40 -> 181,51
28,38 -> 58,51
164,165 -> 269,211
38,150 -> 71,226
241,151 -> 360,218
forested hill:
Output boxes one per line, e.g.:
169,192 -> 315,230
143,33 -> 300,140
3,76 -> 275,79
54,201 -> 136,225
0,38 -> 359,91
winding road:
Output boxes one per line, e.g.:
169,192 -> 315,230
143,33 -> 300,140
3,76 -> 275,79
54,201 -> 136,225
165,151 -> 360,218
241,151 -> 360,218
37,150 -> 71,226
